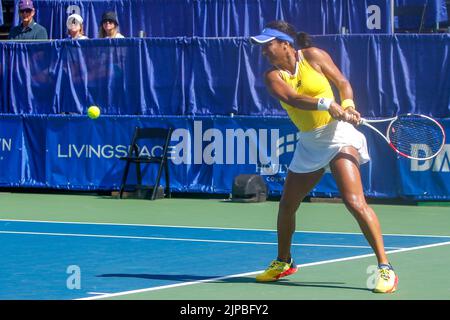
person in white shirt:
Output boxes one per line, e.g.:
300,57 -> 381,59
98,11 -> 124,38
66,13 -> 88,40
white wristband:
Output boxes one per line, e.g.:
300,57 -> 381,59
317,98 -> 333,111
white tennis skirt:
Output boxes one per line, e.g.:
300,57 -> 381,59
289,120 -> 370,174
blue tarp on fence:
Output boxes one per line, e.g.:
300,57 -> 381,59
1,35 -> 450,117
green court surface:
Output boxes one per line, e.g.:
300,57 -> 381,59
1,192 -> 450,300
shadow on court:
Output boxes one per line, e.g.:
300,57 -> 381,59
213,277 -> 371,292
97,273 -> 225,281
99,273 -> 371,292
268,281 -> 370,292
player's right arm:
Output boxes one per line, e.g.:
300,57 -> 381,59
264,69 -> 348,121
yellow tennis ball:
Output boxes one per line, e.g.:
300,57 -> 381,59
87,106 -> 100,119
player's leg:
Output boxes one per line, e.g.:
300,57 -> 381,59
330,147 -> 387,263
256,169 -> 324,282
330,146 -> 398,292
277,169 -> 324,261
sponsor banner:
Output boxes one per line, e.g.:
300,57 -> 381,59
399,144 -> 450,200
2,115 -> 450,200
44,115 -> 303,194
0,115 -> 23,186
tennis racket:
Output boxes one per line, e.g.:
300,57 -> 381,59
359,113 -> 446,160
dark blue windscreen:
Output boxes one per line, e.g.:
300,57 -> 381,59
1,35 -> 450,118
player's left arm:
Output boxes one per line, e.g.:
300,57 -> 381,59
303,48 -> 360,122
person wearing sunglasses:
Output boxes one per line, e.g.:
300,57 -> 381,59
8,0 -> 48,40
98,11 -> 124,38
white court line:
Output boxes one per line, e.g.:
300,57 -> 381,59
87,292 -> 110,295
1,218 -> 450,238
78,240 -> 450,300
0,230 -> 401,249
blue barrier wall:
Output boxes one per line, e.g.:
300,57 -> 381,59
1,34 -> 449,198
1,35 -> 450,117
12,0 -> 395,39
0,114 -> 449,200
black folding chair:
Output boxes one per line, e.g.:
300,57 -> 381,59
119,127 -> 173,200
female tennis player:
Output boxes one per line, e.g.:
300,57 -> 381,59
251,21 -> 398,293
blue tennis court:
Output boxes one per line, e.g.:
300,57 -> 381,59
1,219 -> 449,300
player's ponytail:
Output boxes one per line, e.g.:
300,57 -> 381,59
296,32 -> 313,49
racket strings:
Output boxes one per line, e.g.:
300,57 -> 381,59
388,116 -> 445,159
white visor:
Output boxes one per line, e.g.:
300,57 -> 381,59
250,35 -> 276,44
67,14 -> 83,29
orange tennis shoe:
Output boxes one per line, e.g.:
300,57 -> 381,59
256,259 -> 298,282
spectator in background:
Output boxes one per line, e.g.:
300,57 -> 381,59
98,11 -> 124,38
8,0 -> 48,40
66,14 -> 88,39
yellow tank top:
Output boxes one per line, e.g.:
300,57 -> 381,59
278,50 -> 335,132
